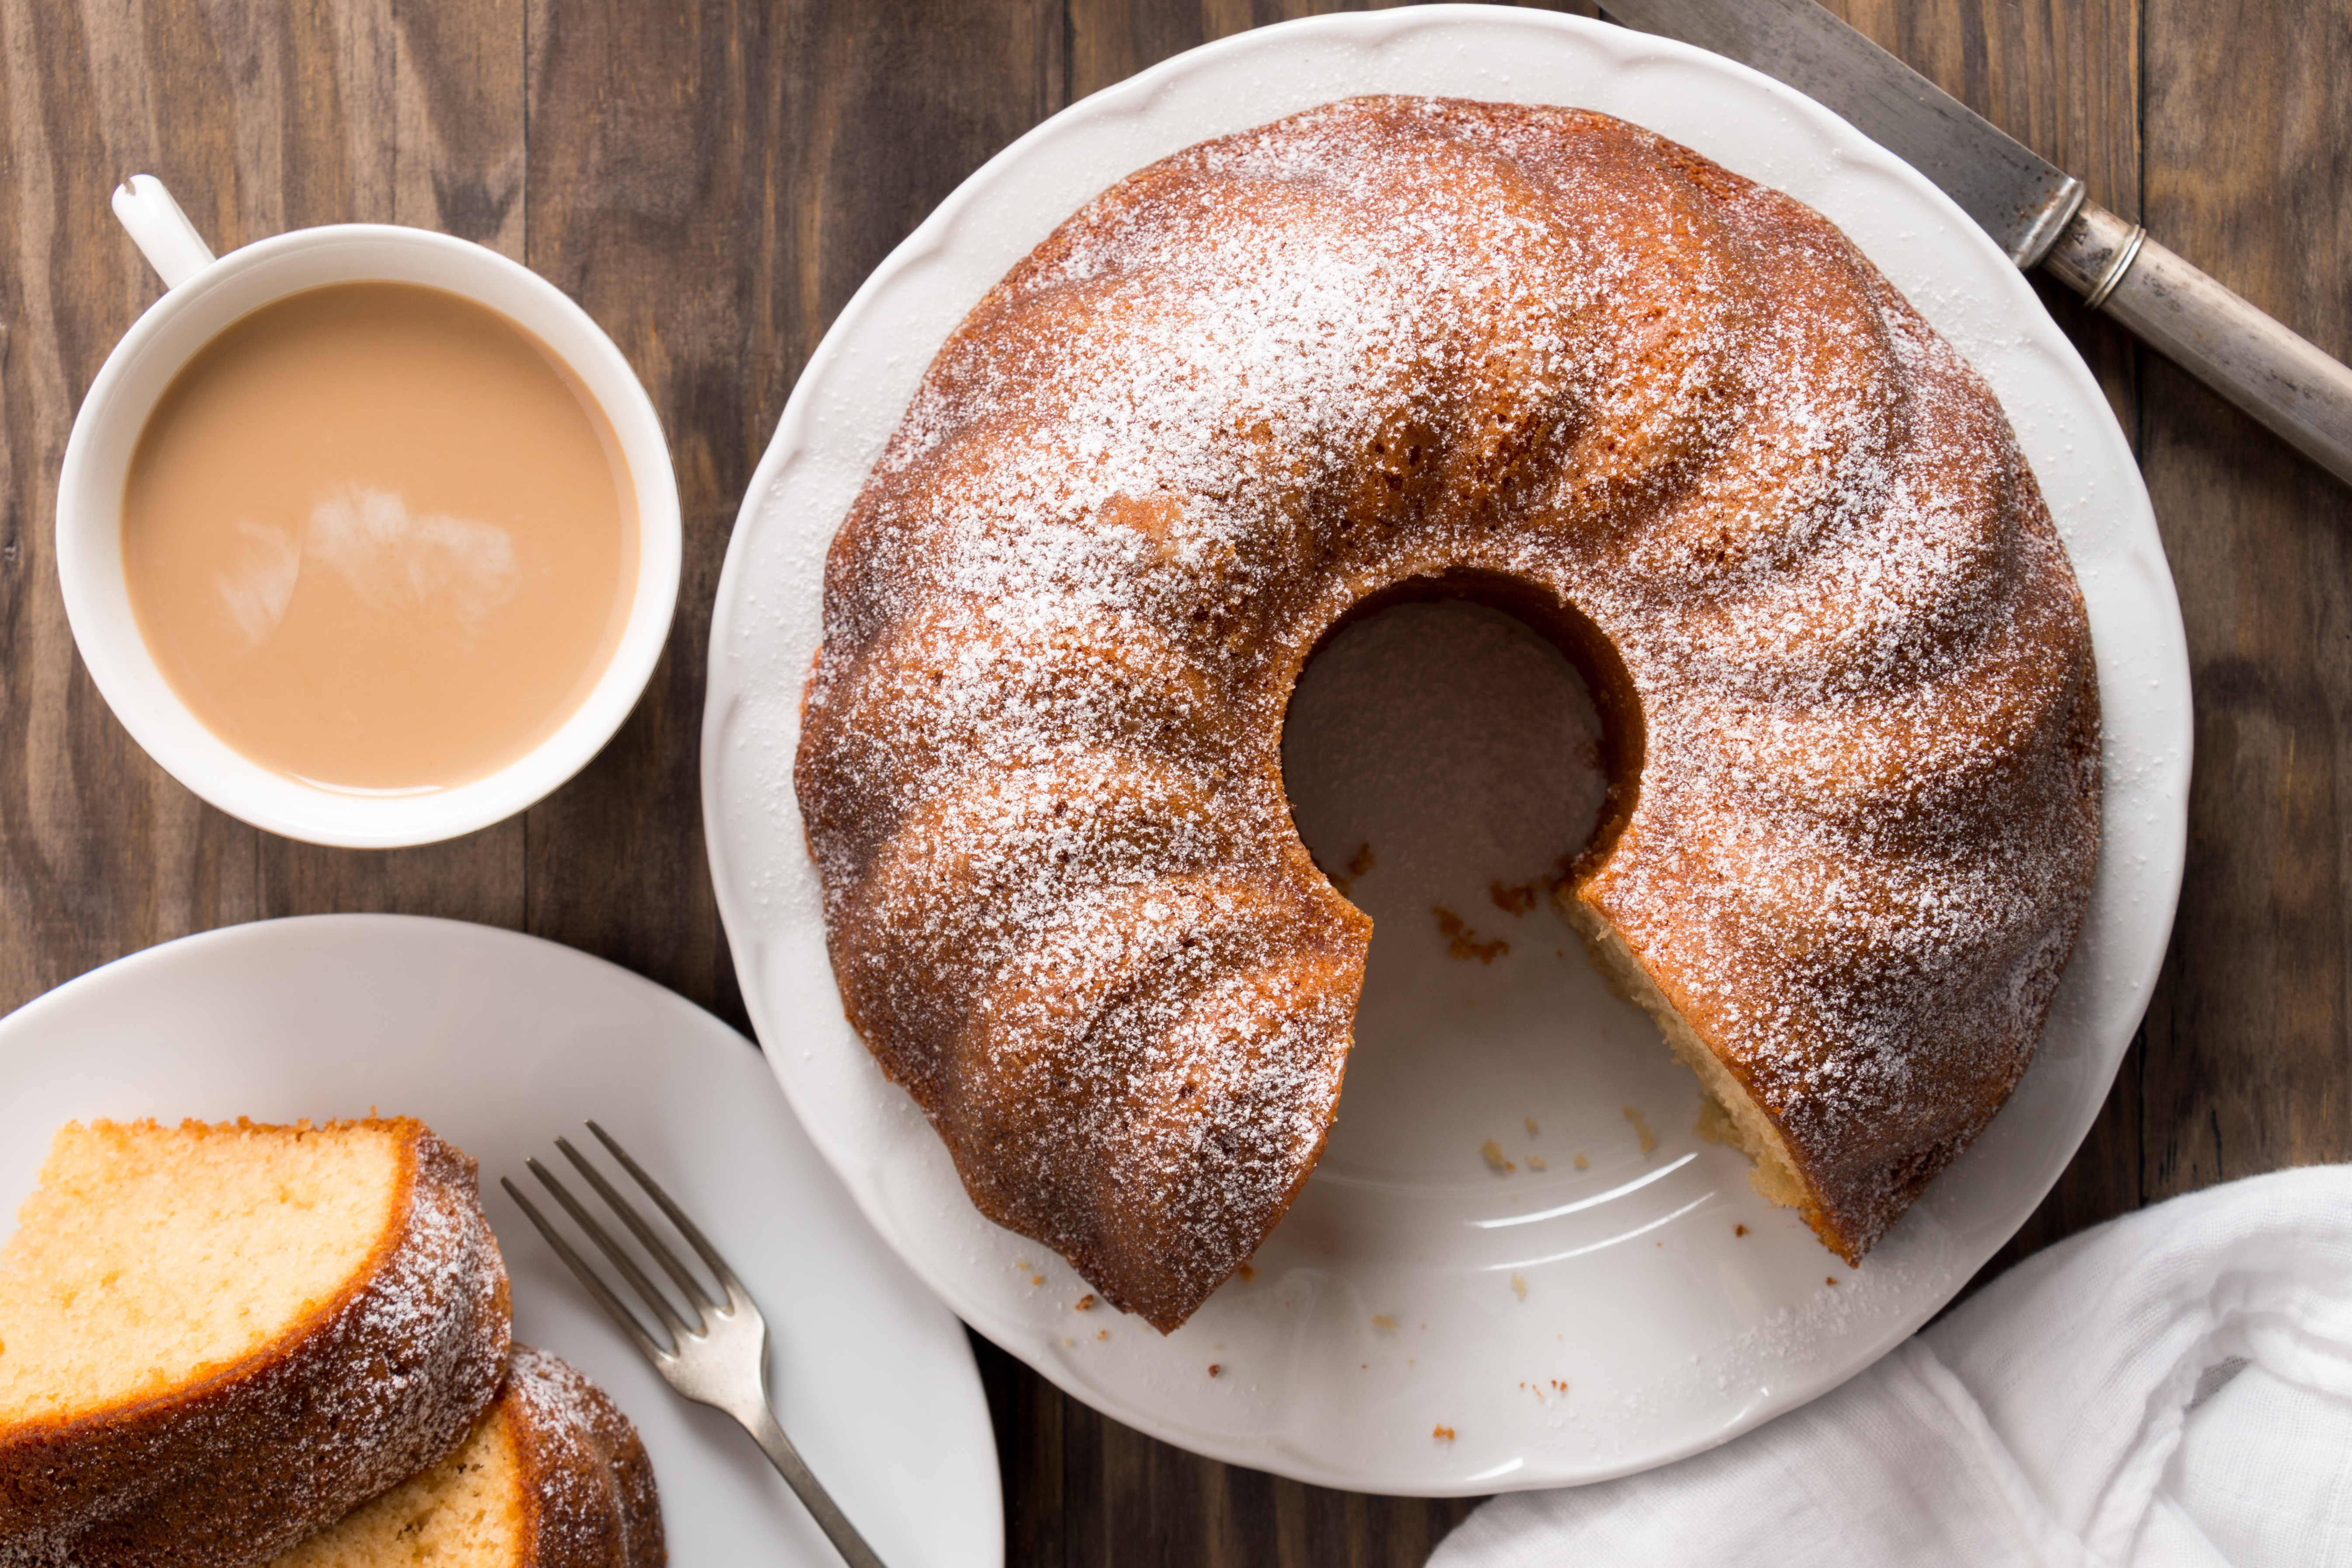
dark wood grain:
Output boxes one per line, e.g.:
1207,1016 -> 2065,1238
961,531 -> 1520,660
3,3 -> 2347,1564
2133,0 -> 2352,1195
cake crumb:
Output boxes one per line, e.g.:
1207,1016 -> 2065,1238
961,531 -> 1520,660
1331,843 -> 1377,896
1526,1153 -> 1548,1171
1574,1153 -> 1590,1170
1826,1276 -> 1840,1287
1510,1273 -> 1528,1301
1372,1314 -> 1397,1335
1074,1294 -> 1095,1311
1735,1223 -> 1749,1237
1524,1117 -> 1541,1136
1490,879 -> 1539,916
1208,1363 -> 1223,1378
1623,1106 -> 1658,1155
1432,1424 -> 1456,1443
1237,1263 -> 1256,1282
1434,907 -> 1509,964
1479,1138 -> 1516,1173
1097,1329 -> 1109,1340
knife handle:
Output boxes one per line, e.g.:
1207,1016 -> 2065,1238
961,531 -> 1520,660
2045,201 -> 2352,487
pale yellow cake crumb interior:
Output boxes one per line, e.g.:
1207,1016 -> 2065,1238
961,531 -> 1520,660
1561,897 -> 1811,1209
0,1119 -> 405,1425
267,1401 -> 524,1567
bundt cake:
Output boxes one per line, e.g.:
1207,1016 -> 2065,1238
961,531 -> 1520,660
795,97 -> 2102,1332
0,1118 -> 512,1566
267,1346 -> 664,1568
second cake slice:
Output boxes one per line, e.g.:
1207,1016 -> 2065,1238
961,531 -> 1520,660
0,1117 -> 511,1567
270,1345 -> 664,1568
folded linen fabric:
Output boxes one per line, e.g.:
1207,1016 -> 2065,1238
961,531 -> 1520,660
1432,1164 -> 2352,1568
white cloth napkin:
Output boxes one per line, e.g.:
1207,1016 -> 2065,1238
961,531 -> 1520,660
1433,1164 -> 2352,1568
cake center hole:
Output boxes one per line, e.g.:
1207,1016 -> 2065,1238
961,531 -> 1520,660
1279,595 -> 1688,1194
1282,597 -> 1606,913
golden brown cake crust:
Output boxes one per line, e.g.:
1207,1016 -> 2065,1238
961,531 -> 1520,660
502,1346 -> 665,1568
796,97 -> 2102,1327
0,1118 -> 512,1568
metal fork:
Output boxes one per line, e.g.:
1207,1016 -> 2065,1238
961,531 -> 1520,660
502,1122 -> 887,1568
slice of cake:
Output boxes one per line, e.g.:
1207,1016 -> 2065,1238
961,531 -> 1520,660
269,1346 -> 664,1568
0,1118 -> 511,1568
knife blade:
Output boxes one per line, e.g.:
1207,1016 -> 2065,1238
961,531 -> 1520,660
1605,0 -> 2082,267
1605,0 -> 2352,488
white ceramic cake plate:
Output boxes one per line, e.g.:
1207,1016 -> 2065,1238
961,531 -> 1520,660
701,7 -> 2191,1494
0,917 -> 1003,1566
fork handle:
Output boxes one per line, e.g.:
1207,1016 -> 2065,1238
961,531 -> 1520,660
738,1403 -> 890,1568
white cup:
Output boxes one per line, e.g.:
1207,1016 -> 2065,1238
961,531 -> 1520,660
56,177 -> 682,848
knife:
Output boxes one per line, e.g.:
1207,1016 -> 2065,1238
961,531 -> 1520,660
1606,0 -> 2352,488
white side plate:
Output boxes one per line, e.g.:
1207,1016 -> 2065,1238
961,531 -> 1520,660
0,916 -> 1003,1565
701,6 -> 2190,1494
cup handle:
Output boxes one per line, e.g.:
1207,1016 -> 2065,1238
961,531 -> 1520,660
112,175 -> 216,290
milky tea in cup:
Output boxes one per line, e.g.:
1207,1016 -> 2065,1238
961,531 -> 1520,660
119,281 -> 637,793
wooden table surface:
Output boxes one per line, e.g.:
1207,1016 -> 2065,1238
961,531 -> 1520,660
4,0 -> 2348,1561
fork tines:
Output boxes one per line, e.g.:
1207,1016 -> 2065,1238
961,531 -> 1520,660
504,1123 -> 889,1568
501,1121 -> 746,1360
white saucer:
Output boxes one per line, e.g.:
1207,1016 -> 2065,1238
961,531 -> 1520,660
0,916 -> 1003,1565
701,7 -> 2190,1493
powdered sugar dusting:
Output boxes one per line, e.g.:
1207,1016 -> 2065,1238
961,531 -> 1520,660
795,98 -> 2099,1326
